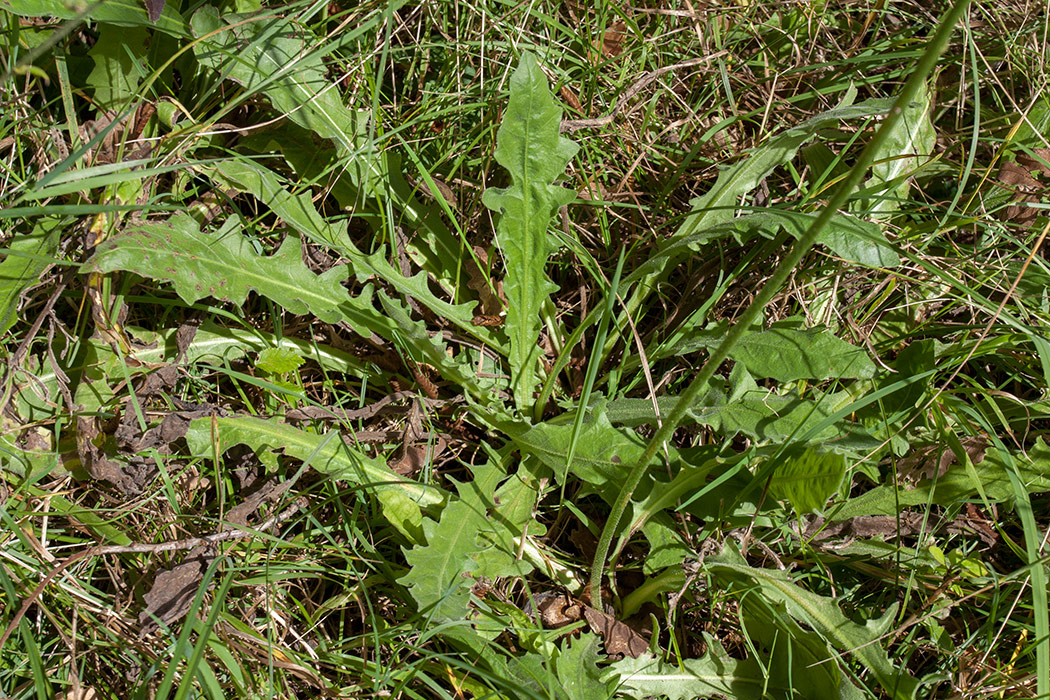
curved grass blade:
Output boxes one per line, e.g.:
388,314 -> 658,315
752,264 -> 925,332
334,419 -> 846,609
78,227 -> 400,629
588,0 -> 976,606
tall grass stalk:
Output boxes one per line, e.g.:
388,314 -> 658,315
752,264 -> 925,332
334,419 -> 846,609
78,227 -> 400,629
588,0 -> 977,607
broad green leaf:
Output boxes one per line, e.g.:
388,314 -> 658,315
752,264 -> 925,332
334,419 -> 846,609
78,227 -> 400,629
878,339 -> 934,415
859,88 -> 935,221
623,219 -> 769,285
639,516 -> 693,573
1012,94 -> 1050,151
674,97 -> 894,239
759,209 -> 900,268
86,24 -> 148,110
376,489 -> 426,545
438,626 -> 549,698
740,595 -> 865,700
833,437 -> 1050,519
515,409 -> 657,489
154,322 -> 368,376
207,160 -> 487,342
481,52 -> 579,412
731,324 -> 876,381
801,142 -> 849,190
255,347 -> 304,375
607,638 -> 777,700
400,462 -> 540,622
184,414 -> 446,510
768,446 -> 847,514
6,0 -> 189,35
0,413 -> 56,479
556,633 -> 614,700
814,214 -> 900,268
83,213 -> 351,322
0,219 -> 61,335
709,544 -> 922,700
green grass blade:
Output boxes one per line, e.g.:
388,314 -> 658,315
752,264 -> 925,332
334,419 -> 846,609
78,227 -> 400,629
588,0 -> 976,606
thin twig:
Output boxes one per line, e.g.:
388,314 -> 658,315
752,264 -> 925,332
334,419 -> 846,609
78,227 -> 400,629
561,53 -> 728,132
0,274 -> 69,415
0,498 -> 307,649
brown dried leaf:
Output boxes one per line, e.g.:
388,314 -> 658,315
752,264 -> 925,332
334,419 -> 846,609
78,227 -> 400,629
225,478 -> 284,528
583,606 -> 649,659
78,103 -> 157,166
145,0 -> 165,23
136,364 -> 179,399
601,21 -> 628,58
471,314 -> 505,327
529,591 -> 586,629
174,320 -> 200,362
135,408 -> 213,451
568,525 -> 598,560
389,437 -> 448,477
138,545 -> 214,635
998,148 -> 1050,226
559,85 -> 583,113
405,173 -> 458,213
76,416 -> 153,496
947,503 -> 999,547
898,435 -> 987,484
465,246 -> 505,316
802,513 -> 926,541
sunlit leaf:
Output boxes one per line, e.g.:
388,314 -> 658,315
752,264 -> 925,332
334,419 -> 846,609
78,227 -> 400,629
709,544 -> 923,700
731,324 -> 876,381
482,52 -> 578,412
768,446 -> 847,514
84,213 -> 351,322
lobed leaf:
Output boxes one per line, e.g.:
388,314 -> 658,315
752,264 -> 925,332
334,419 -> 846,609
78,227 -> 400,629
184,415 -> 445,542
191,8 -> 443,231
376,292 -> 491,405
191,8 -> 363,158
555,633 -> 614,700
400,462 -> 542,622
84,213 -> 351,322
207,159 -> 487,342
481,52 -> 579,412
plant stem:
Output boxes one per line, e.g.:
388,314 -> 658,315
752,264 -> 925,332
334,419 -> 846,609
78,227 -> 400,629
588,0 -> 974,607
